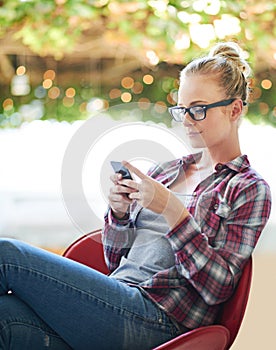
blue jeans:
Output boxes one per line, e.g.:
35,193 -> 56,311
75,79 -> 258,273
0,238 -> 182,349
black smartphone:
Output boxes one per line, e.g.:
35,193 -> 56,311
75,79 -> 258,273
110,161 -> 133,179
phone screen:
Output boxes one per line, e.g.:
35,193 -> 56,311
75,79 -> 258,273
110,161 -> 133,179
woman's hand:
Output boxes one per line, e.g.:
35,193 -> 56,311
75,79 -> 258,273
108,172 -> 136,219
122,161 -> 190,229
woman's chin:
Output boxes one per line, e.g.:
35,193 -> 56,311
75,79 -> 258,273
187,136 -> 206,149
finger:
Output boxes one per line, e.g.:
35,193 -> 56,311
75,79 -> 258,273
128,191 -> 140,200
110,184 -> 136,195
110,173 -> 122,184
109,193 -> 132,204
122,161 -> 148,181
118,178 -> 139,190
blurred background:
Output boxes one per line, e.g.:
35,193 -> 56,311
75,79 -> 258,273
0,1 -> 275,348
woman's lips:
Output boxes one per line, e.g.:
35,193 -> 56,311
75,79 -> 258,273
186,130 -> 202,137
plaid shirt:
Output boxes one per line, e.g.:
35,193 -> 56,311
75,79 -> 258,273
102,153 -> 271,329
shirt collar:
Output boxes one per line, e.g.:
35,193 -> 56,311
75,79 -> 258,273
148,153 -> 250,187
179,152 -> 203,170
216,154 -> 250,173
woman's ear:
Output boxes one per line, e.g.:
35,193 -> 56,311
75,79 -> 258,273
230,99 -> 243,121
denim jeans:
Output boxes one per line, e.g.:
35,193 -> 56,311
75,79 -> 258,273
0,238 -> 182,349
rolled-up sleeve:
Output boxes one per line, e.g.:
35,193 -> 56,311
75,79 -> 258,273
102,207 -> 135,272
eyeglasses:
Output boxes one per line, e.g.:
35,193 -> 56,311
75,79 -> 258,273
168,98 -> 236,122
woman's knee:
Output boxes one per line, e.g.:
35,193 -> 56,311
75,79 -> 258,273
0,238 -> 21,258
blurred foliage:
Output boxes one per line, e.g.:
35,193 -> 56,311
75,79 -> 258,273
0,0 -> 276,127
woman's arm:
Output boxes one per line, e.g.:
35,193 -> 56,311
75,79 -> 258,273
122,161 -> 271,305
166,178 -> 271,305
102,208 -> 135,272
102,171 -> 137,272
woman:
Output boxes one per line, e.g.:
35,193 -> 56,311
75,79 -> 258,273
0,42 -> 271,349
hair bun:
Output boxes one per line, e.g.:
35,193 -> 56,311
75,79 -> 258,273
209,42 -> 251,78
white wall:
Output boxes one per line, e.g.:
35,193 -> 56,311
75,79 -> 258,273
0,118 -> 275,251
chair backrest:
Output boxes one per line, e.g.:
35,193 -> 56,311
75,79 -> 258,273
218,256 -> 253,348
63,231 -> 252,349
63,230 -> 109,275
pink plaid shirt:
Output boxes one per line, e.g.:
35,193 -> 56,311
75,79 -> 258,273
102,153 -> 271,329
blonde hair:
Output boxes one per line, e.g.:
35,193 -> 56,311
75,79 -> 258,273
180,42 -> 251,104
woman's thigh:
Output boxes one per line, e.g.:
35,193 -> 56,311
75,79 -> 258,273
0,239 -> 179,349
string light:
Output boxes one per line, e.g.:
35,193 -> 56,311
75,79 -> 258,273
121,92 -> 132,103
166,91 -> 177,105
87,98 -> 105,112
43,79 -> 53,89
3,98 -> 14,111
259,102 -> 269,115
138,98 -> 151,110
79,102 -> 87,113
44,70 -> 56,81
109,88 -> 121,99
63,97 -> 74,107
11,65 -> 30,96
251,86 -> 262,100
143,74 -> 154,85
146,51 -> 159,65
132,82 -> 143,94
48,87 -> 60,99
16,66 -> 26,76
154,101 -> 167,114
65,87 -> 76,98
261,79 -> 272,90
121,77 -> 134,89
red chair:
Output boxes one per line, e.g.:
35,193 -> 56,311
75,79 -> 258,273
63,230 -> 253,350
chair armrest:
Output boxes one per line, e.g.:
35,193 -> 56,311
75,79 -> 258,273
153,325 -> 230,350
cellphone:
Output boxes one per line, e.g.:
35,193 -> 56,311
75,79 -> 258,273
110,161 -> 133,179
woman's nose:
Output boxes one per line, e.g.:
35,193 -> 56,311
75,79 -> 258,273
182,112 -> 196,127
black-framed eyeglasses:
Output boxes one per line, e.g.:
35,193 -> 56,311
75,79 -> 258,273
168,98 -> 236,122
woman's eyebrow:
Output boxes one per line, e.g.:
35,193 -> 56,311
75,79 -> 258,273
178,100 -> 209,107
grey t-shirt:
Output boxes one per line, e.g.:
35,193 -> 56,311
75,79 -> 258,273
110,194 -> 191,284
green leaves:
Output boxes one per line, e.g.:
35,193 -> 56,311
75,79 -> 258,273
0,0 -> 275,127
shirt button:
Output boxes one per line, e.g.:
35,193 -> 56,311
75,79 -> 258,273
215,163 -> 223,171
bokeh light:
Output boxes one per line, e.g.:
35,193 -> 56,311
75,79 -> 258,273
109,88 -> 121,99
251,86 -> 262,100
66,87 -> 76,98
63,97 -> 74,107
261,79 -> 272,90
43,79 -> 53,89
86,98 -> 106,112
16,66 -> 26,76
146,51 -> 159,65
121,77 -> 134,89
132,82 -> 143,94
3,98 -> 14,111
44,70 -> 56,81
143,74 -> 154,85
121,92 -> 132,103
154,101 -> 167,114
79,102 -> 87,113
48,87 -> 61,99
259,102 -> 269,115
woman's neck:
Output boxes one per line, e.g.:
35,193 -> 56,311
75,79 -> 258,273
205,137 -> 242,168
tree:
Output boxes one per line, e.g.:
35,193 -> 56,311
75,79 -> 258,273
0,0 -> 275,127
